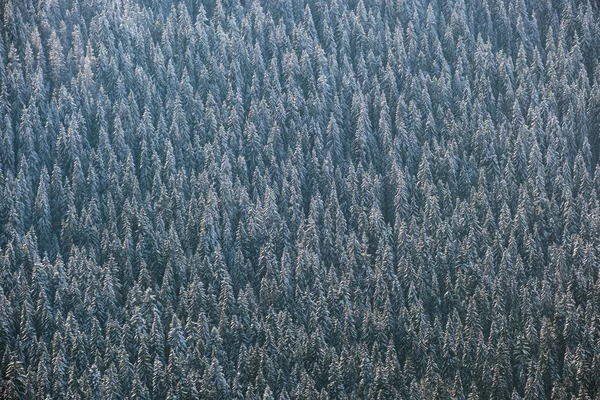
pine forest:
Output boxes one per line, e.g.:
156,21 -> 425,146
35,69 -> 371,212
1,0 -> 600,398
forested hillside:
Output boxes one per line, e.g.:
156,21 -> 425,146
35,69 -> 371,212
1,0 -> 600,398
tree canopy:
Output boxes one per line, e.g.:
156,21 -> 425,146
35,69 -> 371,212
1,0 -> 600,398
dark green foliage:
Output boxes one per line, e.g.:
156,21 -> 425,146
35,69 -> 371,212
1,0 -> 600,398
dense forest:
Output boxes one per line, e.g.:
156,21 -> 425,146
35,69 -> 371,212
1,0 -> 600,398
